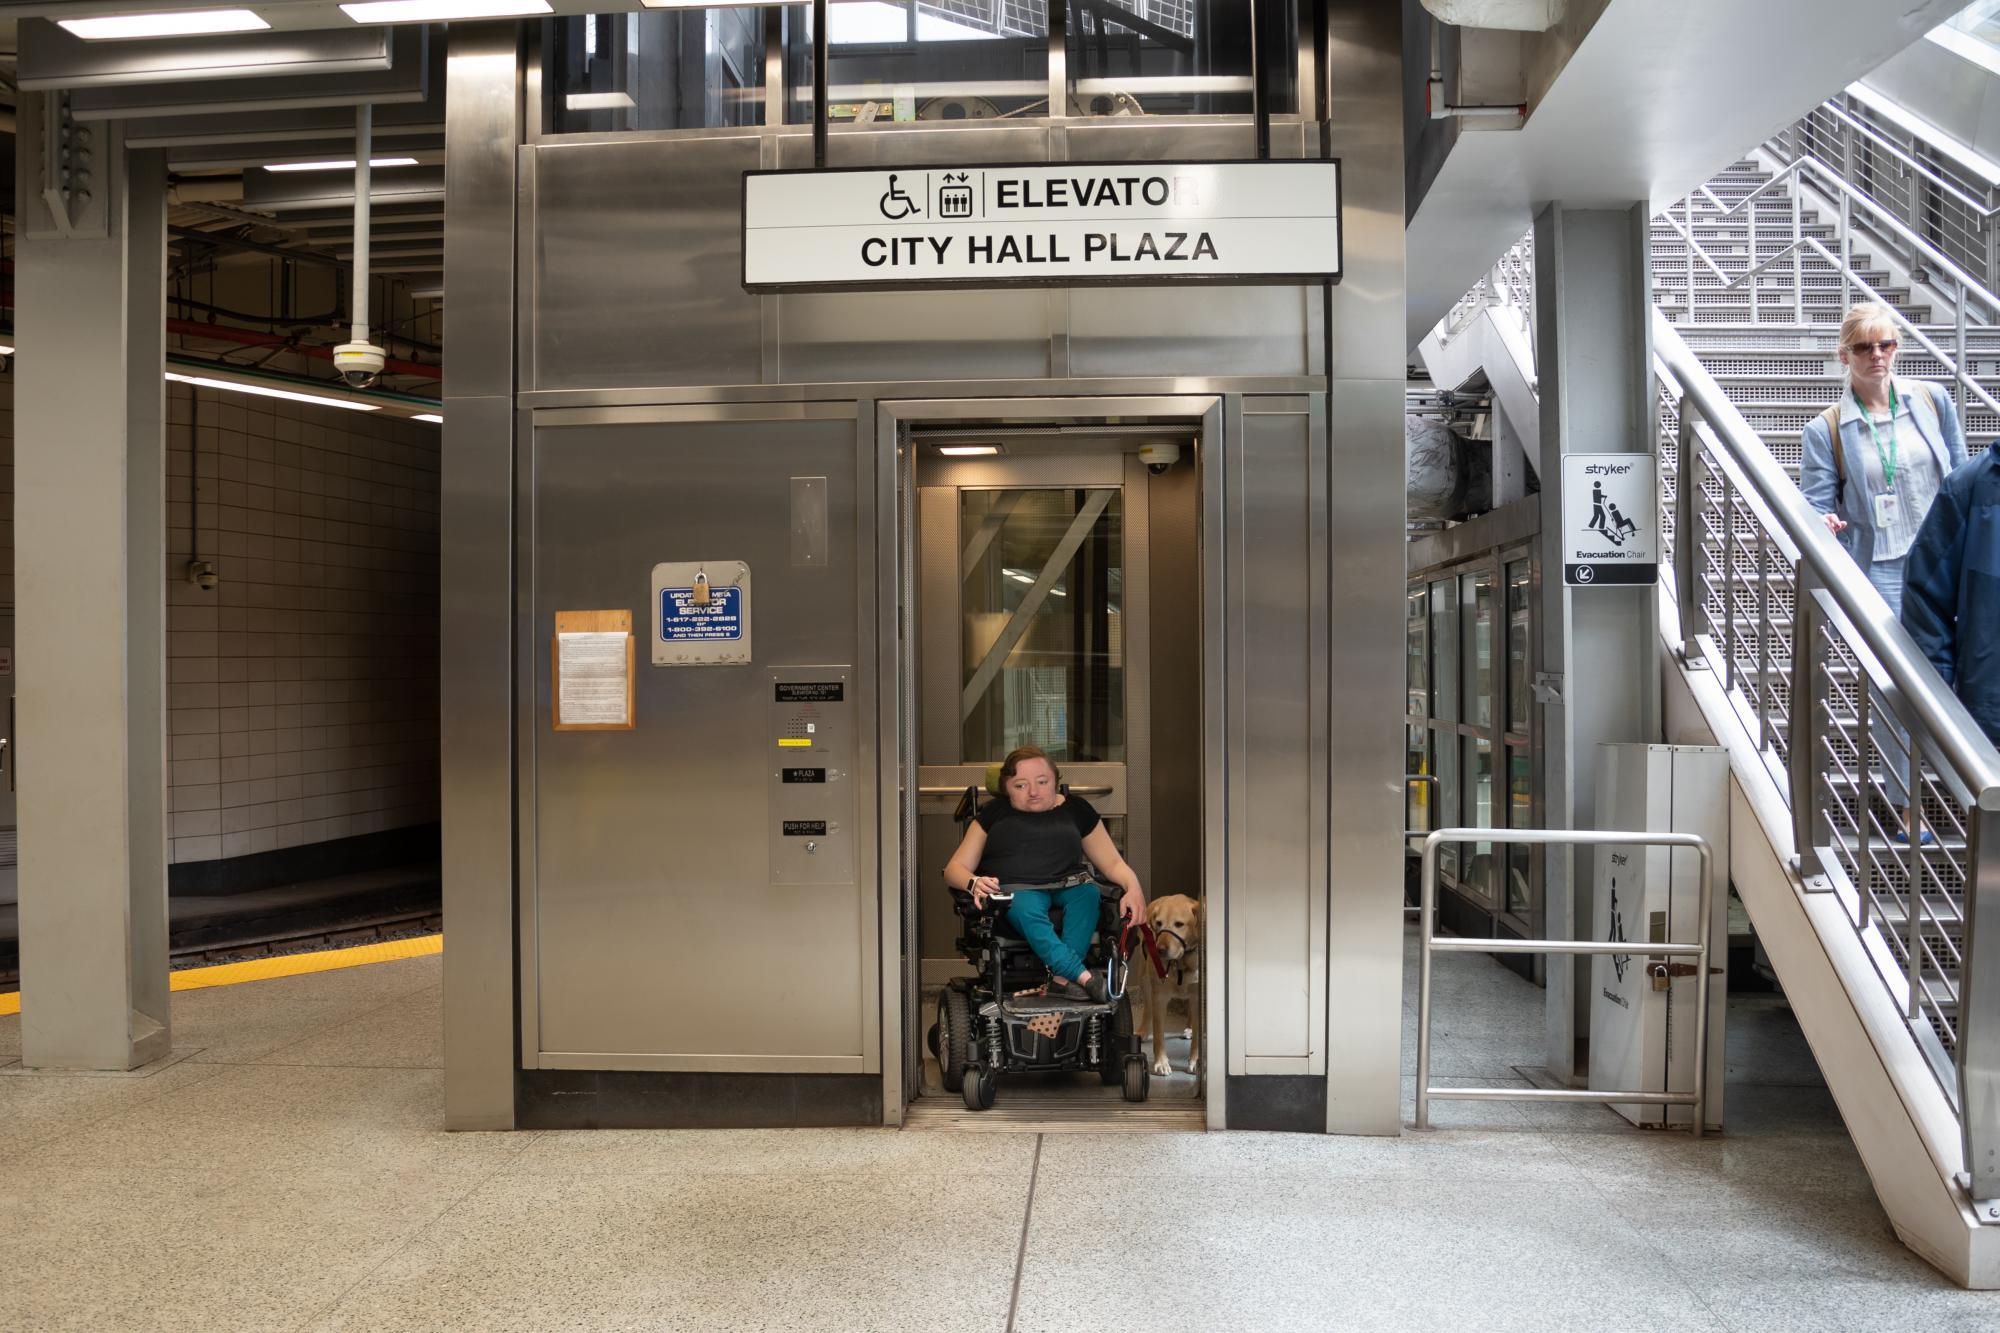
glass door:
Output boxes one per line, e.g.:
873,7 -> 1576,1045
913,444 -> 1150,973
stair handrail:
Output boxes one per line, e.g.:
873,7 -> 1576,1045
1656,306 -> 2000,802
1689,155 -> 2000,326
1657,307 -> 2000,1202
1811,99 -> 2000,222
1663,171 -> 2000,426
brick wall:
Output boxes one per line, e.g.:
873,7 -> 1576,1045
164,384 -> 439,865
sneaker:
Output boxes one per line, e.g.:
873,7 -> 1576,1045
1891,829 -> 1939,846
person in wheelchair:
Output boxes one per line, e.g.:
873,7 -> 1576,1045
943,745 -> 1147,1001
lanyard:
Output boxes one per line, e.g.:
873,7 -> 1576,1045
1857,383 -> 1901,492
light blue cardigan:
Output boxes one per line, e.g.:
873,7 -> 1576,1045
1798,376 -> 1967,566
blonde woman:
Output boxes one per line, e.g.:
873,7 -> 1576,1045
1799,302 -> 1968,842
1800,301 -> 1966,613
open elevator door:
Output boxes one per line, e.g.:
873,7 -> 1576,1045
898,416 -> 1206,1127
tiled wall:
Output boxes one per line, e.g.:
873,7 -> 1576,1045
164,385 -> 440,865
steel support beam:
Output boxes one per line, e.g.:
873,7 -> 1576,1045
16,119 -> 172,1070
440,22 -> 522,1131
1531,202 -> 1662,1084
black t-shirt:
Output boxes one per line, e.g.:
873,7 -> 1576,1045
974,796 -> 1102,885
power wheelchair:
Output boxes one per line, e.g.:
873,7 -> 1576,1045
926,780 -> 1149,1112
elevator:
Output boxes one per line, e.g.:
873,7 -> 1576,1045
441,1 -> 1409,1136
903,412 -> 1208,1122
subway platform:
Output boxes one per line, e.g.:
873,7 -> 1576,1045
3,928 -> 1997,1332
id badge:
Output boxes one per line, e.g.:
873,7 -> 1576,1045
1874,490 -> 1903,527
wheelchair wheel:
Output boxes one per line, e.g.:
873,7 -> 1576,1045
963,1063 -> 996,1112
1122,1054 -> 1150,1103
938,989 -> 973,1094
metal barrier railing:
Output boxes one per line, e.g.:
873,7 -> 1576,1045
1414,828 -> 1716,1135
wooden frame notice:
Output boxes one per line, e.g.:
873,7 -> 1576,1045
552,609 -> 635,731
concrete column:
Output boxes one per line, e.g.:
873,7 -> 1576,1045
1531,202 -> 1661,1084
16,122 -> 172,1070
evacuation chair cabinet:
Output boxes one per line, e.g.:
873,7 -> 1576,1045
1588,743 -> 1729,1129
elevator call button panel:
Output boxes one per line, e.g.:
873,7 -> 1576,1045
769,667 -> 853,886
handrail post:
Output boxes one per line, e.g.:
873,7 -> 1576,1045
1684,194 -> 1696,323
1756,529 -> 1773,752
1840,191 -> 1853,314
1962,804 -> 2000,1202
1793,185 -> 1804,324
1675,407 -> 1700,657
1791,567 -> 1826,878
1956,281 -> 1970,423
1416,833 -> 1440,1129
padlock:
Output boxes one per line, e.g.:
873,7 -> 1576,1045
1648,962 -> 1671,992
691,569 -> 711,606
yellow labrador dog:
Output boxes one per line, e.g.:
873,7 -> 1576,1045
1131,894 -> 1201,1077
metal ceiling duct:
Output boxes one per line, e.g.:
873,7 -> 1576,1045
18,20 -> 395,90
1420,0 -> 1558,31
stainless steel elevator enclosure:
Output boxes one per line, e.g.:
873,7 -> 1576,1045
441,3 -> 1408,1134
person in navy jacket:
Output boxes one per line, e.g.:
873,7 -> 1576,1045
1903,443 -> 2000,748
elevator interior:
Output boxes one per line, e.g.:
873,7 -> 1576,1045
906,419 -> 1206,1117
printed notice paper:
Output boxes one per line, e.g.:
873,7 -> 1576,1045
557,631 -> 631,726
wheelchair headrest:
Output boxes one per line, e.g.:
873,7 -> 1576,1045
985,762 -> 1003,796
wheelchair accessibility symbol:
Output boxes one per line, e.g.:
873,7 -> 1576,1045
878,174 -> 920,221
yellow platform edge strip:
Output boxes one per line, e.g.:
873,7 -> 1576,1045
0,933 -> 442,1017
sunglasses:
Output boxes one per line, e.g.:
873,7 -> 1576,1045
1848,339 -> 1900,356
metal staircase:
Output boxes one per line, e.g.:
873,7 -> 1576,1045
1418,91 -> 2000,1287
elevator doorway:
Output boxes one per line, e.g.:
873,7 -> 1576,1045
898,407 -> 1208,1127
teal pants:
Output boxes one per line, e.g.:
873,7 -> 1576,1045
1006,882 -> 1102,980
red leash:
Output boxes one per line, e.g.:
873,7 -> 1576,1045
1119,918 -> 1169,981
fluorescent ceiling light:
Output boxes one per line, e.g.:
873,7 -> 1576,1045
937,444 -> 1001,456
340,0 -> 553,22
59,8 -> 269,40
0,345 -> 15,358
565,91 -> 638,111
265,158 -> 422,173
413,413 -> 444,424
166,372 -> 380,413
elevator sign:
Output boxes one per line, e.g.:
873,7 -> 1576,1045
1562,454 -> 1659,587
741,161 -> 1342,292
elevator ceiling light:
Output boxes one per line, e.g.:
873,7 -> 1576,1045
167,372 -> 380,413
565,92 -> 639,111
0,346 -> 15,358
340,0 -> 553,22
265,158 -> 422,173
937,444 -> 1002,456
413,413 -> 444,424
59,8 -> 269,40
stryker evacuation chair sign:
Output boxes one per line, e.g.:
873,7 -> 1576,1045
741,161 -> 1342,291
1562,454 -> 1659,587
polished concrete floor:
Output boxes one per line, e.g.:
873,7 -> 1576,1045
3,930 -> 1999,1331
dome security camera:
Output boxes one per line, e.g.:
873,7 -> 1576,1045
1138,441 -> 1182,475
333,340 -> 387,390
